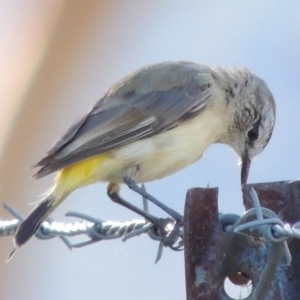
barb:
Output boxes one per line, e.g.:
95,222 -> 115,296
234,188 -> 292,265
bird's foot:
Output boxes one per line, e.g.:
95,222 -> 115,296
151,218 -> 183,250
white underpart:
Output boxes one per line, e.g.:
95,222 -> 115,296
92,104 -> 227,183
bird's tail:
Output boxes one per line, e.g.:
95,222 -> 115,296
13,189 -> 68,249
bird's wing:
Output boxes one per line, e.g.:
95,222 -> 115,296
34,62 -> 213,178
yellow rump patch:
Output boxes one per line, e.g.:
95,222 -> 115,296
55,153 -> 110,191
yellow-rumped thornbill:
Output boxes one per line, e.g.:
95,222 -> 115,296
11,61 -> 276,256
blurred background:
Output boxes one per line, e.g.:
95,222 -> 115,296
0,1 -> 299,299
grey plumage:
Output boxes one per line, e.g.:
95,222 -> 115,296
34,62 -> 212,178
33,61 -> 275,183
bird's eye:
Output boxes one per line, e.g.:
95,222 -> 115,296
247,127 -> 259,141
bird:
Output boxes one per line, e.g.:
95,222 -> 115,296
12,61 -> 276,253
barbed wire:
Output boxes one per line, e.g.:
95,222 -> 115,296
1,188 -> 300,273
1,191 -> 184,263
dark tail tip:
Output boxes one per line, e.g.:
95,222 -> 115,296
14,198 -> 52,248
6,248 -> 17,262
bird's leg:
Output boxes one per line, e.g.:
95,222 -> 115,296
107,183 -> 174,243
107,183 -> 159,222
123,166 -> 183,224
122,165 -> 184,246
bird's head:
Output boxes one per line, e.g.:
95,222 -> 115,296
226,71 -> 276,185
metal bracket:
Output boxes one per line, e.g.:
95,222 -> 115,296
184,181 -> 300,300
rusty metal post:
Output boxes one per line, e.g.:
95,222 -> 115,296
184,187 -> 230,299
184,181 -> 300,300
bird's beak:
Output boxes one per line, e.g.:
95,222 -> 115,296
241,149 -> 251,185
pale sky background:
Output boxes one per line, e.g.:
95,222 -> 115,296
0,1 -> 300,300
